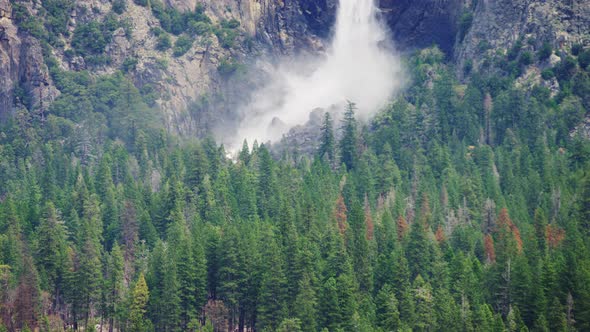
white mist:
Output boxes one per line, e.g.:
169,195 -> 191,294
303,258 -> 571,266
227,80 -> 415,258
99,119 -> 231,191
234,0 -> 402,147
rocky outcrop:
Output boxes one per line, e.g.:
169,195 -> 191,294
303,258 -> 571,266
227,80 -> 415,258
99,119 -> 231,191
0,0 -> 335,134
0,0 -> 471,132
456,0 -> 590,73
0,0 -> 17,121
18,37 -> 60,114
106,27 -> 132,69
380,0 -> 462,55
0,0 -> 59,121
1,0 -> 589,136
272,107 -> 330,158
120,0 -> 337,136
572,115 -> 590,140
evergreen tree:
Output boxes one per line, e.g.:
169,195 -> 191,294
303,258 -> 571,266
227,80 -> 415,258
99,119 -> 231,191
347,200 -> 373,293
216,225 -> 242,329
257,231 -> 288,331
14,255 -> 40,331
103,244 -> 124,332
0,44 -> 588,332
167,201 -> 199,328
35,202 -> 68,311
413,275 -> 436,331
473,304 -> 496,332
130,273 -> 151,332
580,174 -> 590,235
73,195 -> 103,329
293,273 -> 317,332
257,145 -> 280,219
407,215 -> 434,279
148,240 -> 180,331
319,112 -> 335,163
339,101 -> 358,170
319,277 -> 340,331
375,284 -> 400,332
393,250 -> 415,325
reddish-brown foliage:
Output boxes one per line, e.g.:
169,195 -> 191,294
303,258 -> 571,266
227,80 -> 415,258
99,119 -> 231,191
484,234 -> 496,263
334,195 -> 348,236
435,225 -> 446,244
545,224 -> 566,249
420,193 -> 431,225
497,208 -> 523,253
397,215 -> 408,240
512,223 -> 523,253
497,208 -> 511,229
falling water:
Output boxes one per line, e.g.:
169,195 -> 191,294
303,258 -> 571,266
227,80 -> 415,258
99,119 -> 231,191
234,0 -> 402,147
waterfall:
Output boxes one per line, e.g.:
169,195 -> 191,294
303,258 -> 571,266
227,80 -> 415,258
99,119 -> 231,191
234,0 -> 402,147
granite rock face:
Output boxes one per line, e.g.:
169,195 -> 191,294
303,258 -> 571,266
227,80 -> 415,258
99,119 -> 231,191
0,0 -> 59,121
0,0 -> 337,134
0,0 -> 588,135
0,0 -> 16,122
380,0 -> 463,55
455,0 -> 590,73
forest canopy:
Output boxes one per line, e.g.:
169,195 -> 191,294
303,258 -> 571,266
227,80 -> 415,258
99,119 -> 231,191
0,45 -> 590,332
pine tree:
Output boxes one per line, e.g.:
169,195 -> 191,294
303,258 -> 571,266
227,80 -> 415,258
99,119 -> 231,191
186,143 -> 209,191
547,297 -> 567,332
511,255 -> 535,326
413,275 -> 436,332
130,273 -> 151,332
293,273 -> 317,332
277,318 -> 303,332
103,244 -> 124,332
579,174 -> 590,235
73,194 -> 103,329
256,231 -> 288,331
336,271 -> 357,331
148,240 -> 180,331
375,284 -> 400,332
407,215 -> 434,279
14,255 -> 40,331
347,200 -> 373,293
319,276 -> 340,331
339,101 -> 358,170
216,225 -> 241,328
473,304 -> 496,332
257,144 -> 280,219
319,112 -> 335,163
376,143 -> 400,196
533,208 -> 548,253
192,232 -> 208,313
392,250 -> 414,325
505,306 -> 526,332
239,139 -> 250,165
434,288 -> 461,332
35,202 -> 68,311
167,201 -> 199,329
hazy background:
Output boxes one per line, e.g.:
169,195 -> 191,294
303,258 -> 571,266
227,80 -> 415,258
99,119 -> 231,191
232,0 -> 404,149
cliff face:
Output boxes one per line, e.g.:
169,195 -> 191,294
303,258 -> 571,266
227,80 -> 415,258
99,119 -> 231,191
380,0 -> 462,55
0,0 -> 17,122
0,0 -> 588,135
0,0 -> 59,122
0,0 -> 334,134
456,0 -> 590,73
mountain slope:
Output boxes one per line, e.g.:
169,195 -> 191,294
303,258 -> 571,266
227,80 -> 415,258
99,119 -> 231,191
1,0 -> 588,138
